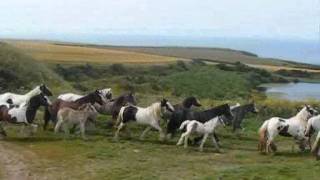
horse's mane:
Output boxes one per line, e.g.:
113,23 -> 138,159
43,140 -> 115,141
74,92 -> 95,104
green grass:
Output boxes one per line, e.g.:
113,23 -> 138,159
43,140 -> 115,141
3,115 -> 320,179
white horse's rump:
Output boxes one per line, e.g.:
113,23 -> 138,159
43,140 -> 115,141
114,99 -> 174,141
58,88 -> 112,102
258,105 -> 317,153
305,115 -> 320,157
55,104 -> 97,140
0,84 -> 52,105
177,117 -> 225,152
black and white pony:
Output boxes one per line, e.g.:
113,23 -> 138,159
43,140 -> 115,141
166,104 -> 234,138
0,84 -> 52,105
177,116 -> 226,152
0,93 -> 51,137
114,99 -> 174,141
258,105 -> 318,154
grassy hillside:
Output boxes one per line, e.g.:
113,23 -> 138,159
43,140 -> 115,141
5,40 -> 180,64
0,42 -> 73,93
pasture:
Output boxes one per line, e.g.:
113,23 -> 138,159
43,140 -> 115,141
1,41 -> 320,179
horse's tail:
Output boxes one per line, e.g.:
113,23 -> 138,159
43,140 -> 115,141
115,106 -> 125,127
258,120 -> 269,152
179,120 -> 191,131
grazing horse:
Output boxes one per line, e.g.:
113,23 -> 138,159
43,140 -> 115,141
222,103 -> 259,132
0,84 -> 52,105
0,93 -> 51,137
43,90 -> 104,130
305,115 -> 320,159
55,104 -> 98,140
114,99 -> 174,141
258,105 -> 318,154
177,116 -> 225,152
58,88 -> 112,102
166,104 -> 233,138
94,92 -> 137,120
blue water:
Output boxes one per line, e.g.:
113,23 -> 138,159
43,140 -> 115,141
262,83 -> 320,100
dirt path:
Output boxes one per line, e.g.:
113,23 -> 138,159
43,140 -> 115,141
0,141 -> 37,180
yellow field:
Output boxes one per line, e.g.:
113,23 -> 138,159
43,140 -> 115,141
6,40 -> 180,64
248,64 -> 320,73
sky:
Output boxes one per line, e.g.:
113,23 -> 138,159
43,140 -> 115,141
0,0 -> 319,41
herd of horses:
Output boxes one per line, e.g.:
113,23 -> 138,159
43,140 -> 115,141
1,84 -> 320,159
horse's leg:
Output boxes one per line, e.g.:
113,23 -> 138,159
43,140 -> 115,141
0,123 -> 6,139
211,134 -> 220,151
199,133 -> 209,152
54,118 -> 63,134
80,121 -> 88,140
184,132 -> 191,149
152,122 -> 165,141
62,123 -> 70,139
311,132 -> 320,155
177,132 -> 187,146
114,122 -> 125,141
140,126 -> 152,140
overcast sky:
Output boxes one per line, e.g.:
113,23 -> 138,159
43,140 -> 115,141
0,0 -> 319,41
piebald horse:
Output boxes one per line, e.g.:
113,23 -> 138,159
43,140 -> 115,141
58,88 -> 112,102
114,99 -> 174,141
0,93 -> 51,137
258,105 -> 318,154
0,84 -> 52,105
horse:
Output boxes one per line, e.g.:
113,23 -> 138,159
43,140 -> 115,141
258,105 -> 318,154
166,104 -> 233,138
55,104 -> 97,140
43,90 -> 104,130
305,115 -> 320,159
114,99 -> 174,141
222,103 -> 259,132
94,92 -> 137,120
177,116 -> 226,152
58,88 -> 112,102
0,84 -> 52,105
0,93 -> 51,137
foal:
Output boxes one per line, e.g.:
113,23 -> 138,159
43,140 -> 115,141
114,99 -> 174,141
55,104 -> 97,140
177,117 -> 225,152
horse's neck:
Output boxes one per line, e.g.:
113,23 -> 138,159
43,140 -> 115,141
294,109 -> 309,123
76,95 -> 92,104
25,86 -> 40,98
149,103 -> 161,118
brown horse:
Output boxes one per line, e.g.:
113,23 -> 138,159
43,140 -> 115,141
43,90 -> 104,130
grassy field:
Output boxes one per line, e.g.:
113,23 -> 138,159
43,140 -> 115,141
5,40 -> 180,64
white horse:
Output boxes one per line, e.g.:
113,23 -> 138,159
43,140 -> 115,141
114,99 -> 174,141
58,88 -> 112,102
177,117 -> 225,152
0,84 -> 52,105
305,115 -> 320,158
258,105 -> 318,154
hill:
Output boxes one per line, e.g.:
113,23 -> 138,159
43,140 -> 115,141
0,42 -> 73,93
4,40 -> 180,64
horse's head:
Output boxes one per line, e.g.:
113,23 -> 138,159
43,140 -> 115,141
248,103 -> 259,114
183,97 -> 201,108
305,105 -> 318,116
223,104 -> 233,120
99,88 -> 112,100
161,98 -> 175,113
39,84 -> 53,96
30,93 -> 51,108
92,90 -> 104,105
125,92 -> 137,106
217,117 -> 226,127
